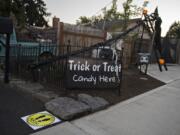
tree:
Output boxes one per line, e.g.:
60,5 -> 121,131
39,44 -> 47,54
76,0 -> 120,25
0,0 -> 11,16
24,0 -> 50,27
120,0 -> 141,30
166,21 -> 180,38
0,0 -> 50,27
76,0 -> 141,29
76,16 -> 92,25
0,0 -> 25,26
104,0 -> 121,21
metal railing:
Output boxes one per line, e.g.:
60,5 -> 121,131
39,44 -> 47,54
9,43 -> 123,90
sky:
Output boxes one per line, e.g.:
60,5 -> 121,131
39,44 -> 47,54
44,0 -> 180,36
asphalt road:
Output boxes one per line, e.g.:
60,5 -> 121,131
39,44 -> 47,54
0,82 -> 44,135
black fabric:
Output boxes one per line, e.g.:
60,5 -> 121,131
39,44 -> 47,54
154,16 -> 162,54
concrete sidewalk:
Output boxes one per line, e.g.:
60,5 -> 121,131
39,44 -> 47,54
148,64 -> 180,83
32,64 -> 180,135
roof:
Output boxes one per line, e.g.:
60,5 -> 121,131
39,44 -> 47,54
16,26 -> 57,43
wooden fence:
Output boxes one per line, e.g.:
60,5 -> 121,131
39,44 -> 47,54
57,22 -> 106,53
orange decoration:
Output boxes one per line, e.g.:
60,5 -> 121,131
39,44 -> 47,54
159,58 -> 165,65
143,8 -> 148,15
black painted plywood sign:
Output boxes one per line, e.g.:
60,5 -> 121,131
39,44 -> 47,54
66,57 -> 122,89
